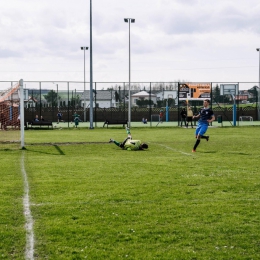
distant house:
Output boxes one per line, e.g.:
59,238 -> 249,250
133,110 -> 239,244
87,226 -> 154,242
235,90 -> 252,102
80,90 -> 117,108
0,87 -> 28,101
156,90 -> 178,104
26,96 -> 38,108
131,91 -> 157,106
0,86 -> 29,106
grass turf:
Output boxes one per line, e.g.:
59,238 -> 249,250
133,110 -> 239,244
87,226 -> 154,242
1,126 -> 260,259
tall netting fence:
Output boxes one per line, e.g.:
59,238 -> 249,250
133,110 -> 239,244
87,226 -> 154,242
22,81 -> 180,127
211,82 -> 259,126
0,81 -> 258,133
211,82 -> 240,126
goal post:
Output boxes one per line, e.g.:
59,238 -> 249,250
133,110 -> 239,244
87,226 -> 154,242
19,79 -> 25,149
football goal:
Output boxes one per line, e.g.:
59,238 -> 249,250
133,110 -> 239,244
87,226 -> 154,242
239,116 -> 253,121
0,79 -> 24,149
150,114 -> 161,127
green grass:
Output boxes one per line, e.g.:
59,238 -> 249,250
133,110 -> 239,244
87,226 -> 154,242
0,147 -> 25,259
1,127 -> 260,259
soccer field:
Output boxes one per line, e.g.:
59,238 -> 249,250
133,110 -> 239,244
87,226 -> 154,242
1,126 -> 260,259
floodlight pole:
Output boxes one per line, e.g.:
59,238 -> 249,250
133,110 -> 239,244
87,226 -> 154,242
89,0 -> 94,129
257,48 -> 260,89
124,18 -> 135,128
56,84 -> 59,109
81,47 -> 89,122
256,48 -> 260,120
53,83 -> 59,109
232,92 -> 236,126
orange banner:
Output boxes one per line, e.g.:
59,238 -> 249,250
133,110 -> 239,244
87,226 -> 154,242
179,83 -> 211,100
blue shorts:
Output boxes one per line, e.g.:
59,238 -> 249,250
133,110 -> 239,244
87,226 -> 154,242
195,121 -> 208,136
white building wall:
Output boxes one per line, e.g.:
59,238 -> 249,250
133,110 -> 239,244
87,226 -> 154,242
157,90 -> 178,104
81,100 -> 115,108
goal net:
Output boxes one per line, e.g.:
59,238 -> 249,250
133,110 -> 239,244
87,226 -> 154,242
0,80 -> 24,149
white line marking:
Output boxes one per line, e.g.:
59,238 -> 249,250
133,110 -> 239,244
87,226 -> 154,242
155,143 -> 193,156
21,151 -> 34,260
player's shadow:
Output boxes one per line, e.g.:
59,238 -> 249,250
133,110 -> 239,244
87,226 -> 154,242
229,152 -> 250,156
199,151 -> 217,154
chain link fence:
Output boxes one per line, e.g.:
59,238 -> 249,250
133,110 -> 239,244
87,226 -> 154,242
0,81 -> 258,127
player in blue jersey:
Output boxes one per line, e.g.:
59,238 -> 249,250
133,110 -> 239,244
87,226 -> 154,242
192,99 -> 215,152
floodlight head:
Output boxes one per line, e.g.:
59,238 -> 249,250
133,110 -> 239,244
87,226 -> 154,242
257,48 -> 260,52
81,47 -> 89,50
131,19 -> 135,23
124,18 -> 128,23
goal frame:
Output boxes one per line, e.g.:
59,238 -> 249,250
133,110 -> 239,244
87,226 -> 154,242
19,79 -> 25,149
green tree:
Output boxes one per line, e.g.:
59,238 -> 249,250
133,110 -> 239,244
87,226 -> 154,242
115,91 -> 120,102
248,86 -> 258,103
43,90 -> 60,107
157,100 -> 163,107
212,84 -> 221,103
136,99 -> 154,107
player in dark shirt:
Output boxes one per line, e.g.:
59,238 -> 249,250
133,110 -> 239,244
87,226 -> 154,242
192,99 -> 215,152
180,108 -> 187,127
57,111 -> 63,123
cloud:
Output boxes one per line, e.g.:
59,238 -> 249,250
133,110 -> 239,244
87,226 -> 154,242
0,48 -> 21,58
0,0 -> 259,85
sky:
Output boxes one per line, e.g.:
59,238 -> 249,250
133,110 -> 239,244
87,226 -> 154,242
1,0 -> 260,89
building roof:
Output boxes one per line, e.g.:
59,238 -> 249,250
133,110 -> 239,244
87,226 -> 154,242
131,91 -> 156,97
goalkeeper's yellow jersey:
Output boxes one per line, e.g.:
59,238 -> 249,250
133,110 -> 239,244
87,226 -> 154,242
124,139 -> 141,151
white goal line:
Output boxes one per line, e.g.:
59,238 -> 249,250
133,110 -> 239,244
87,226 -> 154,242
21,151 -> 34,260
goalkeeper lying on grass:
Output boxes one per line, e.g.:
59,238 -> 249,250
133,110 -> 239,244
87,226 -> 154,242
109,127 -> 148,151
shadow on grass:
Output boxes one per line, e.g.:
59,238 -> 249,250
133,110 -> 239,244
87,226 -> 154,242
25,145 -> 65,156
199,151 -> 250,155
53,145 -> 65,155
199,150 -> 217,154
229,152 -> 251,156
